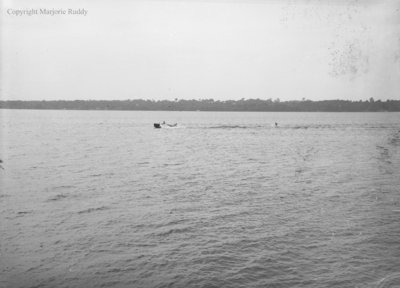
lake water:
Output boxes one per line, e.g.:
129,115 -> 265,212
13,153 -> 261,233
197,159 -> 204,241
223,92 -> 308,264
1,110 -> 400,288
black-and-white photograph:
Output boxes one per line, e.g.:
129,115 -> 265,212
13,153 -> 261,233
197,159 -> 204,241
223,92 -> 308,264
1,0 -> 400,287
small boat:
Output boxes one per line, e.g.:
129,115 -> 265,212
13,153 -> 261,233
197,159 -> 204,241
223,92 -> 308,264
154,122 -> 177,128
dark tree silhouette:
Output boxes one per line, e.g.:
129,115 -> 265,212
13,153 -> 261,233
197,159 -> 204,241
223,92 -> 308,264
1,99 -> 399,112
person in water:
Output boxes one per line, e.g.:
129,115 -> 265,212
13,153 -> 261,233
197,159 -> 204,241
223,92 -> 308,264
275,122 -> 278,127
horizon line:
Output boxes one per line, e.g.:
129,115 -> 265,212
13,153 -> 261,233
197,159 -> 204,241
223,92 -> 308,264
2,98 -> 399,102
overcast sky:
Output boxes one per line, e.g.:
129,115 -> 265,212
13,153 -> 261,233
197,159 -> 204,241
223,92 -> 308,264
2,0 -> 400,101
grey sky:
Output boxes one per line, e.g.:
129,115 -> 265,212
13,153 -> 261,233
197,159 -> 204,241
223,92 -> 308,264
2,0 -> 400,101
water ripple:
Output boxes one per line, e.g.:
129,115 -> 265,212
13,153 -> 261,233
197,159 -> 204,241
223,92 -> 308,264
1,110 -> 400,288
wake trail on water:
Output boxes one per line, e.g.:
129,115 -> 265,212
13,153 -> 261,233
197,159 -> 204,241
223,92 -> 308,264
182,124 -> 396,130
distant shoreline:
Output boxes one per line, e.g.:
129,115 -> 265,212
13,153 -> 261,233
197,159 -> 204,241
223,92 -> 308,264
1,99 -> 399,112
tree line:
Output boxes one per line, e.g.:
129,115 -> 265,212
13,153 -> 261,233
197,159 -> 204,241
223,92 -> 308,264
1,98 -> 399,112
